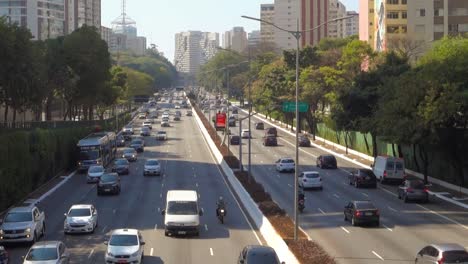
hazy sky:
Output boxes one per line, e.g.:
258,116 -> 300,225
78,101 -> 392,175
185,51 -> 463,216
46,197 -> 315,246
101,0 -> 359,63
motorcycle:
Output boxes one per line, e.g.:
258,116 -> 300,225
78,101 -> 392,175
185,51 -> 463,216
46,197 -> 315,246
298,199 -> 305,213
217,208 -> 226,224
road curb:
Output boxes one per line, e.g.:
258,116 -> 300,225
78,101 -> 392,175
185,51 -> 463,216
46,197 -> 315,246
192,104 -> 300,264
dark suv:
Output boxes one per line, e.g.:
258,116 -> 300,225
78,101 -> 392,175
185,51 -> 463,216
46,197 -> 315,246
349,169 -> 377,188
255,122 -> 264,130
265,127 -> 277,137
299,135 -> 311,147
263,136 -> 277,146
97,173 -> 121,195
316,155 -> 337,169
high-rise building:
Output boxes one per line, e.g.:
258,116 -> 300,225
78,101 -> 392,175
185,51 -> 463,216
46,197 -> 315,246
66,0 -> 101,34
223,27 -> 248,53
359,0 -> 373,43
248,30 -> 262,47
345,11 -> 359,36
274,0 -> 300,49
0,0 -> 66,40
301,0 -> 330,47
101,25 -> 112,44
260,3 -> 275,43
126,36 -> 146,56
328,0 -> 347,39
174,31 -> 219,74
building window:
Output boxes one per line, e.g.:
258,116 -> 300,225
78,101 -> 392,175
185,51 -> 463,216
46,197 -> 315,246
401,26 -> 407,33
386,0 -> 398,4
402,11 -> 407,19
449,8 -> 468,16
459,24 -> 468,32
370,8 -> 374,13
434,9 -> 443,16
387,12 -> 399,19
448,24 -> 459,33
387,25 -> 399,33
418,9 -> 426,17
401,0 -> 407,4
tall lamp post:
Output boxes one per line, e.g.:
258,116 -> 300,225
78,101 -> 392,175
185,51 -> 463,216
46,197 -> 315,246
242,14 -> 356,241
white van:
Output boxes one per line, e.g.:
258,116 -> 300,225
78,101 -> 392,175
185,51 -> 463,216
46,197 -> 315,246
372,156 -> 405,183
161,190 -> 202,236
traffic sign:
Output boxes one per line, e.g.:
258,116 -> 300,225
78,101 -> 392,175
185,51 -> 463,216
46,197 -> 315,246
282,102 -> 309,112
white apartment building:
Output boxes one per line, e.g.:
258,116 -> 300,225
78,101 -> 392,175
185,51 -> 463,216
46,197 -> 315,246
274,0 -> 300,49
328,0 -> 347,38
223,27 -> 248,53
345,11 -> 359,36
174,31 -> 219,74
260,3 -> 275,43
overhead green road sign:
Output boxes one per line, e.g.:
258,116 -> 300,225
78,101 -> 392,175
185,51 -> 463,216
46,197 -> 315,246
282,102 -> 309,112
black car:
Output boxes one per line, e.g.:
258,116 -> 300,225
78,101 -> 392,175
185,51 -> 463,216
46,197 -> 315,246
265,127 -> 277,137
228,117 -> 236,127
230,135 -> 240,145
116,135 -> 126,147
349,169 -> 377,188
0,246 -> 8,264
263,136 -> 277,146
255,122 -> 264,130
130,139 -> 144,152
344,200 -> 380,226
238,245 -> 283,264
298,135 -> 311,147
316,155 -> 337,169
112,158 -> 130,175
97,173 -> 121,195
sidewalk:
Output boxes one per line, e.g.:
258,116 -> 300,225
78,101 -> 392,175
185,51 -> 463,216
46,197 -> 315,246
238,106 -> 468,210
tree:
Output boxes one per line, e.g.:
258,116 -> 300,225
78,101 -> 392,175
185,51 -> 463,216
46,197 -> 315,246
123,67 -> 154,98
283,46 -> 319,69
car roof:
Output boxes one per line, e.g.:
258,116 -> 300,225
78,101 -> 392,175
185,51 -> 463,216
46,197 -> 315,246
111,228 -> 139,235
167,190 -> 198,201
430,243 -> 467,252
281,157 -> 294,160
245,245 -> 277,254
30,241 -> 61,248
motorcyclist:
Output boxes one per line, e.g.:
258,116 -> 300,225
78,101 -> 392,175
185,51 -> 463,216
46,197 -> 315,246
216,196 -> 226,216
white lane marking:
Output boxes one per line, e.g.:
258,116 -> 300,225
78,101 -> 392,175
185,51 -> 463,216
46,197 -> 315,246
415,204 -> 468,231
379,186 -> 398,197
372,251 -> 384,261
150,248 -> 154,256
340,226 -> 350,234
158,207 -> 160,212
387,206 -> 398,212
201,208 -> 204,214
288,184 -> 293,188
160,194 -> 162,198
196,183 -> 199,187
277,175 -> 280,178
382,224 -> 393,232
362,192 -> 369,197
333,193 -> 340,199
154,224 -> 157,230
318,208 -> 326,215
161,183 -> 164,188
210,248 -> 214,256
88,249 -> 94,259
198,194 -> 201,199
205,224 -> 208,231
113,209 -> 116,214
102,225 -> 107,234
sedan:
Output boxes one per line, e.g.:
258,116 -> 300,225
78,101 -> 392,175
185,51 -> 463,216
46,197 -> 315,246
116,135 -> 126,147
298,135 -> 311,147
97,173 -> 121,195
238,245 -> 283,264
255,122 -> 264,130
130,139 -> 144,152
161,120 -> 170,127
415,243 -> 468,264
263,136 -> 277,146
344,200 -> 379,226
275,158 -> 295,173
104,229 -> 144,264
86,165 -> 104,183
186,111 -> 193,116
122,125 -> 134,135
143,159 -> 161,176
173,116 -> 181,121
230,135 -> 240,145
140,126 -> 151,136
349,169 -> 377,188
299,171 -> 322,190
112,158 -> 130,175
122,148 -> 137,162
23,241 -> 69,264
316,155 -> 337,169
398,179 -> 429,203
63,204 -> 98,234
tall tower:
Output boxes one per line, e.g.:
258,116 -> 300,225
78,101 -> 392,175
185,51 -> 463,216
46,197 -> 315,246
111,0 -> 137,37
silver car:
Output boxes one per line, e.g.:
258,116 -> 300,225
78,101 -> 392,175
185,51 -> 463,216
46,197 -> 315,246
64,204 -> 98,234
140,126 -> 151,136
104,229 -> 145,264
122,148 -> 137,162
87,165 -> 104,183
398,179 -> 429,203
23,241 -> 69,264
415,243 -> 468,263
143,159 -> 161,176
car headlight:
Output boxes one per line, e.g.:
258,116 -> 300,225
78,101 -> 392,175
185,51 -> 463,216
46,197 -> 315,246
131,251 -> 140,257
25,228 -> 31,233
107,251 -> 115,257
132,155 -> 135,157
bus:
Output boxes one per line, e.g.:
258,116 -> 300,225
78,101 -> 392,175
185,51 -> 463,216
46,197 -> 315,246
77,132 -> 117,172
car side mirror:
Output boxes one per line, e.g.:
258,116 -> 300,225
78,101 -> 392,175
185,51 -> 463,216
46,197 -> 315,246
104,241 -> 108,245
239,260 -> 244,264
161,209 -> 165,215
60,254 -> 68,259
199,209 -> 204,216
140,241 -> 146,245
64,213 -> 67,217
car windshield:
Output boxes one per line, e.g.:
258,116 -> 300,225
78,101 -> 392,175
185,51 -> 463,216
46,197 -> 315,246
306,173 -> 319,178
115,159 -> 128,165
88,166 -> 104,173
123,149 -> 135,154
443,251 -> 468,262
125,126 -> 132,129
146,160 -> 159,166
395,162 -> 404,170
409,180 -> 425,189
68,208 -> 91,217
246,251 -> 279,264
109,234 -> 138,246
26,248 -> 58,261
100,174 -> 117,183
167,201 -> 198,215
79,150 -> 100,160
4,212 -> 32,222
282,159 -> 294,163
131,140 -> 142,145
355,202 -> 376,210
360,170 -> 376,178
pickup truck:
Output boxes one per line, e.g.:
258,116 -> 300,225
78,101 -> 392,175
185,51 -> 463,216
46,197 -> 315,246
0,200 -> 46,244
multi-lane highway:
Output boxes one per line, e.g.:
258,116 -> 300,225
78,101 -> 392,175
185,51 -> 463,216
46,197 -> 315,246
202,97 -> 468,264
6,97 -> 262,264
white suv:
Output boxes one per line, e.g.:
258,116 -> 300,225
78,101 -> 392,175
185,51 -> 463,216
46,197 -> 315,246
105,229 -> 145,264
276,158 -> 295,173
0,200 -> 45,244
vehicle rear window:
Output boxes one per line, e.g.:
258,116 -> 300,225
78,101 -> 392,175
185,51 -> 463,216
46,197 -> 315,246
324,156 -> 335,161
247,251 -> 280,264
282,159 -> 294,163
101,174 -> 117,182
386,161 -> 395,170
89,166 -> 104,173
395,162 -> 404,170
123,149 -> 135,154
355,202 -> 376,210
360,170 -> 376,178
305,173 -> 319,179
443,251 -> 468,262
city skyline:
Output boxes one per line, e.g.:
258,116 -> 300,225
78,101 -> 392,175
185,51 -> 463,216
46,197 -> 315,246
101,0 -> 359,63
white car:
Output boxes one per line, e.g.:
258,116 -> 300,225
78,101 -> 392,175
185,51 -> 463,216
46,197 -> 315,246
122,126 -> 134,135
299,171 -> 323,190
64,204 -> 98,234
23,241 -> 70,264
87,165 -> 104,183
276,158 -> 295,172
156,131 -> 167,140
175,105 -> 181,109
105,229 -> 145,264
142,121 -> 152,129
241,129 -> 251,139
143,159 -> 161,176
162,114 -> 169,119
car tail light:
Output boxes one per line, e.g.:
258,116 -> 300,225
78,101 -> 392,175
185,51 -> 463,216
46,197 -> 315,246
355,211 -> 361,217
438,257 -> 445,264
423,188 -> 429,192
383,170 -> 387,178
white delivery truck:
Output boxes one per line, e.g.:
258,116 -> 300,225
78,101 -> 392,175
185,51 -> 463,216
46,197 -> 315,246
161,190 -> 202,236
